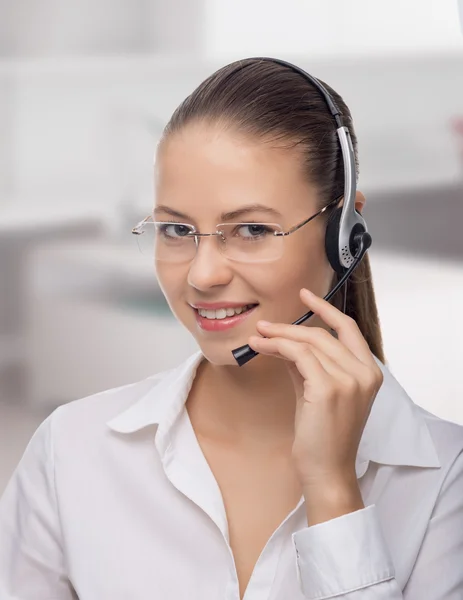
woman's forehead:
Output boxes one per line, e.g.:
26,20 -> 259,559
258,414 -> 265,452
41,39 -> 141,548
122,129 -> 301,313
155,126 -> 318,219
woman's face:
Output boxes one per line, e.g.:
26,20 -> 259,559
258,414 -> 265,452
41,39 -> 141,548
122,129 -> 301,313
154,123 -> 357,366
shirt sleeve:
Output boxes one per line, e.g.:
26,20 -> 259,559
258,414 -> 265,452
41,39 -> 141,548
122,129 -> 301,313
292,450 -> 463,599
0,411 -> 77,599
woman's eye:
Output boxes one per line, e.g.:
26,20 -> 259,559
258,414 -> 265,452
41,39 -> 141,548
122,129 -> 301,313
159,224 -> 192,238
237,224 -> 272,238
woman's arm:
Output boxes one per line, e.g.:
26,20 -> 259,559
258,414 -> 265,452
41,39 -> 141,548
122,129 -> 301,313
0,412 -> 77,599
292,450 -> 463,599
250,289 -> 463,599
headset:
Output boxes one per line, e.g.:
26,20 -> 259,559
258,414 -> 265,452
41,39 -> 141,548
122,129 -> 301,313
232,57 -> 372,367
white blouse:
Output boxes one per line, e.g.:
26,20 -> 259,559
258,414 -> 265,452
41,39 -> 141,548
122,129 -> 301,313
1,351 -> 463,599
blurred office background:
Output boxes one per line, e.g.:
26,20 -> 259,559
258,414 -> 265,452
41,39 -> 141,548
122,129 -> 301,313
1,0 -> 463,492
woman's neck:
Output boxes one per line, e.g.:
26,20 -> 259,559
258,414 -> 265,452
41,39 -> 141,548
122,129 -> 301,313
186,355 -> 297,449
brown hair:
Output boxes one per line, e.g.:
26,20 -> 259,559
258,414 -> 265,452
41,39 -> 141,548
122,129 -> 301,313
163,58 -> 385,363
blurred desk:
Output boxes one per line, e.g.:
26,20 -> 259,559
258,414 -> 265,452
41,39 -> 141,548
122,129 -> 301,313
26,237 -> 197,407
0,203 -> 104,399
28,237 -> 158,299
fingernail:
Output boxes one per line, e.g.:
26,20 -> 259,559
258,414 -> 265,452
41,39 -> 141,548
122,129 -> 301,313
257,320 -> 271,327
301,288 -> 313,296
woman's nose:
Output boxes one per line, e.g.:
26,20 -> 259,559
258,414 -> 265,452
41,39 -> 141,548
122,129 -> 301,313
187,236 -> 233,291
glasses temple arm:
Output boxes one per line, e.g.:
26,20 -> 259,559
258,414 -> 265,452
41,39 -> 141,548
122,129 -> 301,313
132,215 -> 153,234
282,195 -> 343,236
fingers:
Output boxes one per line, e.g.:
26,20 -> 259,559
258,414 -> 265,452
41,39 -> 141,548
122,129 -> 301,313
248,335 -> 348,383
250,286 -> 383,395
255,320 -> 361,375
298,288 -> 376,368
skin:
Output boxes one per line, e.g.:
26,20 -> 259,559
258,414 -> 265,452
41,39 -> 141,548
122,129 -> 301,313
154,121 -> 383,526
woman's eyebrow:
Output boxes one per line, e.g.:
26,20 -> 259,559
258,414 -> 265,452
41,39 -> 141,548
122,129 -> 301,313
221,204 -> 282,221
154,203 -> 282,222
153,205 -> 191,220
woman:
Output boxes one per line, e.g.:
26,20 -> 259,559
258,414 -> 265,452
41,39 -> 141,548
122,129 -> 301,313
1,58 -> 462,600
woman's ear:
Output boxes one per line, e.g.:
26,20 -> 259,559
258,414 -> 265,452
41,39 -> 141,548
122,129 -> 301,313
355,190 -> 366,214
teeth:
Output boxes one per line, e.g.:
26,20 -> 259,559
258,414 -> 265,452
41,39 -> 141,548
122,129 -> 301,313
198,305 -> 253,320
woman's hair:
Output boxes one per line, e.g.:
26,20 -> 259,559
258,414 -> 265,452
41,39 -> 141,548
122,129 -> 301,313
162,58 -> 385,363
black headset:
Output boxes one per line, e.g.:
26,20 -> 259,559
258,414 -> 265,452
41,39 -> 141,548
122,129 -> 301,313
232,57 -> 372,367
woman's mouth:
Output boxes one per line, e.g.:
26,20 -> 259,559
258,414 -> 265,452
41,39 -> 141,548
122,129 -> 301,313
193,304 -> 258,332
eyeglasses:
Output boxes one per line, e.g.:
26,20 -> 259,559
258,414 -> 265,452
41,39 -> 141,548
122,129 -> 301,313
132,195 -> 342,264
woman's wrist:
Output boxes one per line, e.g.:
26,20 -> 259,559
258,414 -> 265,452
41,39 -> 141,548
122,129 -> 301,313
302,475 -> 365,527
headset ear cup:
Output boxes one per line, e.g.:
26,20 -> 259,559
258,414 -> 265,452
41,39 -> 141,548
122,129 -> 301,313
325,207 -> 344,275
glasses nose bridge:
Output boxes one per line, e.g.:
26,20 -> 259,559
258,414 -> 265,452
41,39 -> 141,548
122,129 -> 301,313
188,229 -> 229,267
191,229 -> 226,247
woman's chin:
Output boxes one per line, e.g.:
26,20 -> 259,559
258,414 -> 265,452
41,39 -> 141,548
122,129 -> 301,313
198,344 -> 243,367
190,333 -> 254,366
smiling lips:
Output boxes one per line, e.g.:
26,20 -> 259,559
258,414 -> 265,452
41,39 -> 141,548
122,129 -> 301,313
197,304 -> 255,319
191,303 -> 258,331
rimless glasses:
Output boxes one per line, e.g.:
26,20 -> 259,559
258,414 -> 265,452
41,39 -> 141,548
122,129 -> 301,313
132,195 -> 342,264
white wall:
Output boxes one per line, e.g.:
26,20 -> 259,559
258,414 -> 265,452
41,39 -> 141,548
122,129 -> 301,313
1,1 -> 463,208
2,52 -> 462,209
0,0 -> 206,58
0,0 -> 151,56
204,0 -> 463,58
370,251 -> 463,426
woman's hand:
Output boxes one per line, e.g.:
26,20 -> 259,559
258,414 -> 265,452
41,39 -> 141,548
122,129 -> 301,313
248,288 -> 384,524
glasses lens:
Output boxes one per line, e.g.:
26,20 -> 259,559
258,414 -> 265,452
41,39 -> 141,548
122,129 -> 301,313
219,223 -> 283,263
135,222 -> 196,263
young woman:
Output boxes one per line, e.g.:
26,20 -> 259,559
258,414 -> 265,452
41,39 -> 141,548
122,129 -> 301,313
1,58 -> 462,600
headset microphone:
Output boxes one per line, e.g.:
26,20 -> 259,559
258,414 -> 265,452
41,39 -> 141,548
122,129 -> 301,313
231,57 -> 373,367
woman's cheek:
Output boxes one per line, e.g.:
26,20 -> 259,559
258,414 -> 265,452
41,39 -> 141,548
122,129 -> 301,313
155,266 -> 183,313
